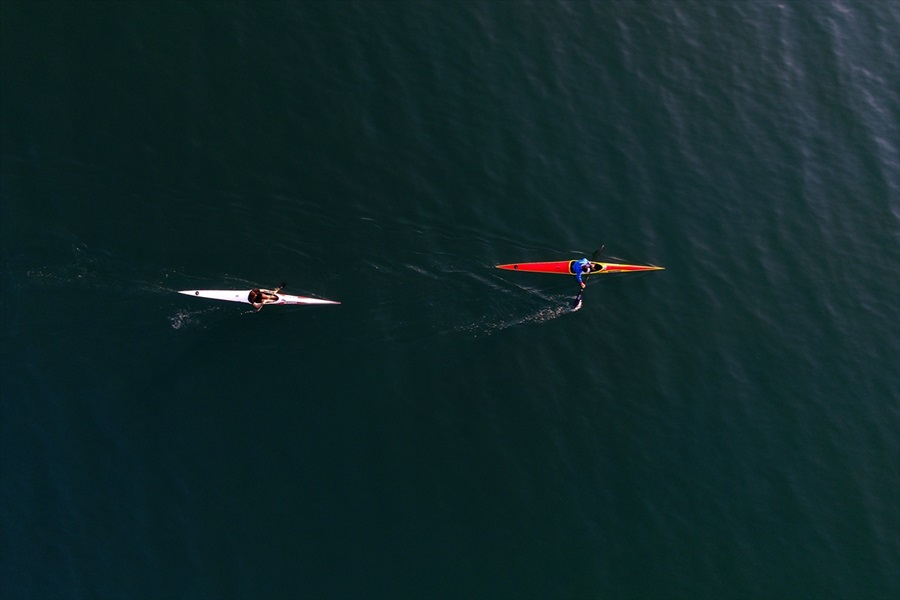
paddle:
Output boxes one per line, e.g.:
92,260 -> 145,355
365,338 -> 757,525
571,289 -> 585,310
571,245 -> 605,310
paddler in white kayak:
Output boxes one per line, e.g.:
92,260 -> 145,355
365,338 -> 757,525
249,283 -> 284,311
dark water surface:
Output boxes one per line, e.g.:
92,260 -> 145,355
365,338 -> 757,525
2,1 -> 898,598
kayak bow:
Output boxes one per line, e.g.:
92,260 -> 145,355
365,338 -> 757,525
495,260 -> 664,274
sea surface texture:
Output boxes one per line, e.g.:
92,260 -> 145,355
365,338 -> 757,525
1,1 -> 898,598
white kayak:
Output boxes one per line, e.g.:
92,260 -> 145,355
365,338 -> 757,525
178,289 -> 340,306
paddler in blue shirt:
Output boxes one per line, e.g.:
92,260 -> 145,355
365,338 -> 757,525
571,258 -> 595,289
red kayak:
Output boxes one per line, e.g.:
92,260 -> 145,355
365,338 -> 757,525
495,260 -> 664,274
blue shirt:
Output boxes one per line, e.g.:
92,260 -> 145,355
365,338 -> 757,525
572,258 -> 591,284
